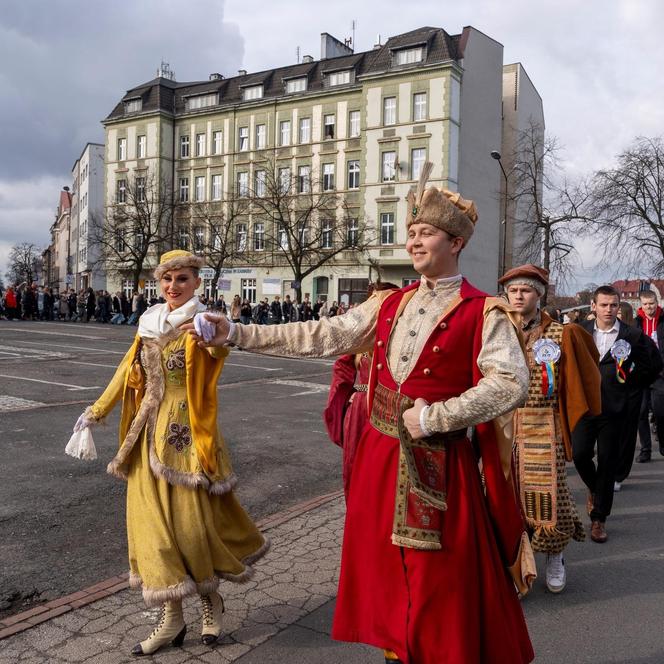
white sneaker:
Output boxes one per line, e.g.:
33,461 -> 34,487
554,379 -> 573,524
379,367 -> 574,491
545,552 -> 566,593
614,481 -> 622,492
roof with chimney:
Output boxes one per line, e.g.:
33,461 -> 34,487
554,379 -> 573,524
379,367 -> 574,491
104,26 -> 464,123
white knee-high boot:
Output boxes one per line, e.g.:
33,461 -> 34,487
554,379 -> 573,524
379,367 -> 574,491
200,592 -> 225,645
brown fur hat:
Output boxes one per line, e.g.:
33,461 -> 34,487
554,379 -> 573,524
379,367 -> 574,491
154,250 -> 205,280
405,161 -> 478,245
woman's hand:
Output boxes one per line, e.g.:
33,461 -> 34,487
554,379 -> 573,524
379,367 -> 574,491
184,313 -> 232,347
73,412 -> 93,432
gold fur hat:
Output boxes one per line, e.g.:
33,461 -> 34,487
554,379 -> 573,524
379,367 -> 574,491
154,250 -> 205,279
406,161 -> 478,245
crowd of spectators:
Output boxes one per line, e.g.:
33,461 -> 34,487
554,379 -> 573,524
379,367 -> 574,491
0,283 -> 353,325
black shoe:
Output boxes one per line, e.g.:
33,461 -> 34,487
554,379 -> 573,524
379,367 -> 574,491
385,659 -> 404,664
636,453 -> 651,463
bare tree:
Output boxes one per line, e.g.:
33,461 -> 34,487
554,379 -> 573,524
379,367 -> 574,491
5,242 -> 43,285
244,157 -> 374,302
589,136 -> 664,276
508,120 -> 592,301
92,170 -> 174,292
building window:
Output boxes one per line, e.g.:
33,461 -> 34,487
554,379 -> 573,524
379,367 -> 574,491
186,94 -> 218,110
324,114 -> 335,139
349,110 -> 360,137
144,279 -> 158,300
383,97 -> 397,125
195,176 -> 205,201
402,278 -> 419,287
280,120 -> 291,146
238,127 -> 249,152
286,77 -> 307,93
299,117 -> 311,143
122,279 -> 134,298
338,278 -> 369,306
411,148 -> 426,180
347,218 -> 359,246
135,228 -> 146,252
136,177 -> 146,202
241,278 -> 257,303
236,223 -> 247,252
298,165 -> 311,193
298,221 -> 309,245
237,172 -> 249,197
278,223 -> 288,250
124,99 -> 142,113
380,212 -> 395,245
328,70 -> 351,86
255,169 -> 266,197
255,124 -> 266,149
196,133 -> 206,157
322,163 -> 335,191
347,160 -> 360,189
278,167 -> 291,194
137,135 -> 146,159
178,226 -> 189,250
211,174 -> 222,200
116,179 -> 127,203
321,220 -> 333,249
117,138 -> 126,161
178,177 -> 189,202
254,222 -> 265,250
382,151 -> 397,182
116,229 -> 126,252
193,226 -> 204,252
394,47 -> 424,65
413,92 -> 427,121
242,85 -> 263,101
213,130 -> 223,154
180,135 -> 190,158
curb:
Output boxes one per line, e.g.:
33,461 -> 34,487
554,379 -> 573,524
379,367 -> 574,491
0,489 -> 343,641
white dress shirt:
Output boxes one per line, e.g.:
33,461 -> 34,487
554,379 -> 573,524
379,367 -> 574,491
593,320 -> 620,358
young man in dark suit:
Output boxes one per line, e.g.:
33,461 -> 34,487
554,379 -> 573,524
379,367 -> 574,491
572,285 -> 662,543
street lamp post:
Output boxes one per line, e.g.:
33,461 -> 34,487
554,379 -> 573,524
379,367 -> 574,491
490,151 -> 509,276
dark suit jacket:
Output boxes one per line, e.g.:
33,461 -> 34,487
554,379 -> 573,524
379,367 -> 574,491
577,320 -> 662,416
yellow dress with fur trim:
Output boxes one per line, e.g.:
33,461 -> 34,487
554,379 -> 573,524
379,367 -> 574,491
88,330 -> 267,606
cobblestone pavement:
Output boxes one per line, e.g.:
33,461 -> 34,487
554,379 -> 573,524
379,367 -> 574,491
0,497 -> 346,663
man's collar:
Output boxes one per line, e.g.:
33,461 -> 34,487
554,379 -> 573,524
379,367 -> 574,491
419,274 -> 463,290
594,319 -> 620,333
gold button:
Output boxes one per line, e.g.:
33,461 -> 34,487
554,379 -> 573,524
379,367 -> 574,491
423,368 -> 431,375
433,346 -> 440,353
439,322 -> 447,330
377,363 -> 383,370
377,340 -> 384,347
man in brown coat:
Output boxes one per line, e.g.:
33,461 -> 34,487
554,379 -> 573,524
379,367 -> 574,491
501,264 -> 601,592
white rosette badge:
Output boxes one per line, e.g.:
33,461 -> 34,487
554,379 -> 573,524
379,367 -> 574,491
533,339 -> 561,397
610,339 -> 632,384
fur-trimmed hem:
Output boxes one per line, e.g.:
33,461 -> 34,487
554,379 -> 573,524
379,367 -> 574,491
129,571 -> 142,589
218,537 -> 271,583
83,405 -> 105,425
106,459 -> 128,480
140,575 -> 198,607
196,576 -> 220,595
209,474 -> 238,495
149,444 -> 211,490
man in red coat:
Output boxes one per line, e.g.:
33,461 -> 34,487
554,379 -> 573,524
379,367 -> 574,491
189,164 -> 535,664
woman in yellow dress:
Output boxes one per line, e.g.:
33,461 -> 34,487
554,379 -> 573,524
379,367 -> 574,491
72,250 -> 268,656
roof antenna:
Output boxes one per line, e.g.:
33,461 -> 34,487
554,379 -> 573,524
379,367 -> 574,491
296,45 -> 300,63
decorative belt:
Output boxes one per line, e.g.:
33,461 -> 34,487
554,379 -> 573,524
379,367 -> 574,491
370,382 -> 466,442
354,384 -> 368,392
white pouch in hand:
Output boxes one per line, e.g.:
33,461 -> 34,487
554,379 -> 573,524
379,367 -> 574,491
65,428 -> 98,460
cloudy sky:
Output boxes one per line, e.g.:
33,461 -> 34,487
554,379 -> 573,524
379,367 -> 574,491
1,0 -> 663,292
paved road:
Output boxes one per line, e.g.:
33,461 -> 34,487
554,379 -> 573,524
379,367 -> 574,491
0,320 -> 341,618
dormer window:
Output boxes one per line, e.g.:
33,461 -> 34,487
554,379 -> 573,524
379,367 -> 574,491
186,93 -> 218,111
243,85 -> 263,101
286,77 -> 307,94
328,70 -> 351,86
124,99 -> 142,114
394,47 -> 424,65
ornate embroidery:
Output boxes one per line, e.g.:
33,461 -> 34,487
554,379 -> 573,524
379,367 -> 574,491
166,422 -> 192,452
166,348 -> 186,370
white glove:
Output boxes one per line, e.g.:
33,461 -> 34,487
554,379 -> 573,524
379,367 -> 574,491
194,312 -> 218,343
74,412 -> 93,433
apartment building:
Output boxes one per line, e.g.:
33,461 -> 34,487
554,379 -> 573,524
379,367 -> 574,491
102,26 -> 543,302
71,143 -> 106,291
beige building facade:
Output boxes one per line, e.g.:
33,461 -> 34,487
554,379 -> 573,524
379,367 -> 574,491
102,27 -> 543,303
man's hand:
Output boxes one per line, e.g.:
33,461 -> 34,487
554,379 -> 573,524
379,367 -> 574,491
402,398 -> 430,440
183,313 -> 231,347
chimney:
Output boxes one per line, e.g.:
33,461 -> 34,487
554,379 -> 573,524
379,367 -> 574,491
209,73 -> 223,81
238,69 -> 247,76
302,55 -> 314,64
320,32 -> 354,60
373,34 -> 382,49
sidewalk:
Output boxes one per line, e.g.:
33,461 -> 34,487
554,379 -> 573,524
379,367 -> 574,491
2,461 -> 664,663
